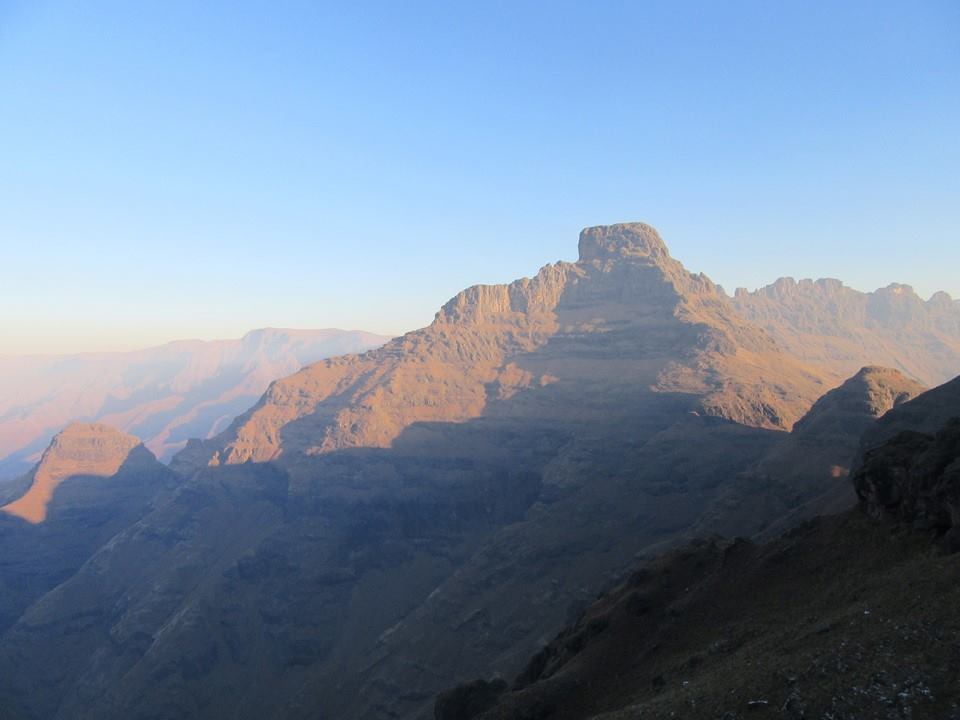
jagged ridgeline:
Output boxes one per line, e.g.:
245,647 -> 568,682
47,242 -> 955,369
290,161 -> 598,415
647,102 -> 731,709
1,223 -> 959,720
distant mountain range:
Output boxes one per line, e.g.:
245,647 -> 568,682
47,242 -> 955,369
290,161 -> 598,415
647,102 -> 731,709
0,223 -> 958,720
0,328 -> 390,479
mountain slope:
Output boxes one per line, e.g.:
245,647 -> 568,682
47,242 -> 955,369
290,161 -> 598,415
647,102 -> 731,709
693,366 -> 926,539
0,424 -> 176,636
2,423 -> 144,524
0,328 -> 390,478
444,376 -> 960,720
0,222 -> 832,720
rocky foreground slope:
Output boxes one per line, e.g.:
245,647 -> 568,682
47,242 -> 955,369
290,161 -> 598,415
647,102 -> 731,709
441,377 -> 960,720
692,366 -> 926,539
0,223 -> 958,720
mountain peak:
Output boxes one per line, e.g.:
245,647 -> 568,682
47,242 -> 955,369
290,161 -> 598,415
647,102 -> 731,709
577,222 -> 670,264
1,423 -> 147,524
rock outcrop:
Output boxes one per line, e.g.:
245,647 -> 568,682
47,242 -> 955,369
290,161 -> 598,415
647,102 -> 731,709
858,375 -> 960,450
852,375 -> 960,550
854,419 -> 960,551
694,366 -> 926,538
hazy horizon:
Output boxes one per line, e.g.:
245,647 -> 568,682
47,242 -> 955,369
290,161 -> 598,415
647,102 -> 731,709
2,1 -> 958,354
1,267 -> 957,357
0,326 -> 393,357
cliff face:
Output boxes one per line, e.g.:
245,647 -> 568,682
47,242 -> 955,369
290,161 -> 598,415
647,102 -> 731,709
732,278 -> 960,386
852,376 -> 960,550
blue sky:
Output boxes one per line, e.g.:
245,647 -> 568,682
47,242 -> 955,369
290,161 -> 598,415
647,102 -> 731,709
1,1 -> 958,354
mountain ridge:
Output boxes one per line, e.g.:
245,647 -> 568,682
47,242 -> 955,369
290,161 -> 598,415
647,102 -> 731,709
731,277 -> 960,386
172,223 -> 829,477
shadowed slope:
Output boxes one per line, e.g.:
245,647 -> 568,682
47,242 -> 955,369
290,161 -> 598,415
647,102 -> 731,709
442,376 -> 960,720
693,366 -> 927,539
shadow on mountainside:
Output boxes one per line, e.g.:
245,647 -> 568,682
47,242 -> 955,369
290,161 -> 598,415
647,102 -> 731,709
0,444 -> 177,635
0,363 -> 788,720
438,403 -> 960,720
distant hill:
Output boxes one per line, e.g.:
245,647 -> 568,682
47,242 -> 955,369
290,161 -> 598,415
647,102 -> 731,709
0,328 -> 390,478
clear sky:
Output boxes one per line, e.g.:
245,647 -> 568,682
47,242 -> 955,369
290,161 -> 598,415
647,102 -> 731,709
1,1 -> 958,354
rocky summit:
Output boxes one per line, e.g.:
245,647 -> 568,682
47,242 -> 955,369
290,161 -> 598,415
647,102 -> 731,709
0,223 -> 959,720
